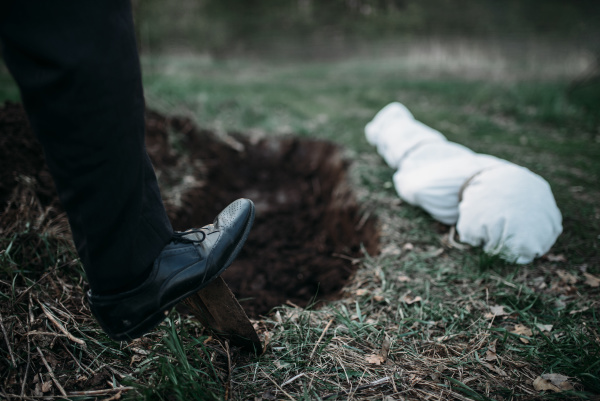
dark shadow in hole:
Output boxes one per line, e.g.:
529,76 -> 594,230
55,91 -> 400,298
150,113 -> 380,318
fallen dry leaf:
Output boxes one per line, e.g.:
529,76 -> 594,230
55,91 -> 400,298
41,381 -> 52,393
535,323 -> 553,332
513,324 -> 533,336
546,254 -> 567,263
512,324 -> 533,344
485,349 -> 497,362
365,354 -> 385,365
569,306 -> 590,315
403,294 -> 422,305
485,305 -> 509,320
131,347 -> 150,355
356,289 -> 368,296
397,275 -> 411,282
533,374 -> 574,392
556,270 -> 577,285
533,376 -> 561,392
490,305 -> 508,316
583,272 -> 600,288
551,282 -> 578,296
130,355 -> 143,366
485,339 -> 498,361
429,372 -> 442,382
373,295 -> 384,302
542,373 -> 574,391
533,276 -> 547,290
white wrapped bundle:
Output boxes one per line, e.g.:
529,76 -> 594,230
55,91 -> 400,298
365,102 -> 446,169
365,101 -> 563,263
457,164 -> 563,264
394,143 -> 506,224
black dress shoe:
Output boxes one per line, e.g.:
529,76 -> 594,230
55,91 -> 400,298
88,198 -> 255,341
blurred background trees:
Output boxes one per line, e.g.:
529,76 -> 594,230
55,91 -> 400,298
130,0 -> 600,125
132,0 -> 600,58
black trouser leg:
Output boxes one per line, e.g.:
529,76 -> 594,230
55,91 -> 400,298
0,0 -> 173,294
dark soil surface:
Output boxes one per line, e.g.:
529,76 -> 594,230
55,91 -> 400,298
0,103 -> 58,209
1,102 -> 378,318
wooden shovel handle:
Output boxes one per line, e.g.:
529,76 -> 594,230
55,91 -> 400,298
184,276 -> 262,353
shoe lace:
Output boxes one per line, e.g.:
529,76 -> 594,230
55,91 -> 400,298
171,227 -> 210,244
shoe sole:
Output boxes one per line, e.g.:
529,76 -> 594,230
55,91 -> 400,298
109,200 -> 256,341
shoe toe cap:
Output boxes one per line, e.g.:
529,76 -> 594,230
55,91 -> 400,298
216,198 -> 255,230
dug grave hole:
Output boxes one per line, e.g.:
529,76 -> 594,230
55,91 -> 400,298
0,102 -> 380,319
146,111 -> 380,318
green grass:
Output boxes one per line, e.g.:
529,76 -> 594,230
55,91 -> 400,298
139,53 -> 599,267
139,52 -> 600,398
1,42 -> 599,399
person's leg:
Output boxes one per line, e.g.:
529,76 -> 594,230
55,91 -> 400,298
1,0 -> 256,341
0,0 -> 173,294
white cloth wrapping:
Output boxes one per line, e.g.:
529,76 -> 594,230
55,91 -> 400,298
365,102 -> 446,169
457,164 -> 563,263
366,102 -> 562,263
393,141 -> 507,224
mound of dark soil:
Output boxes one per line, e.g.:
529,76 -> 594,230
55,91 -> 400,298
0,103 -> 378,317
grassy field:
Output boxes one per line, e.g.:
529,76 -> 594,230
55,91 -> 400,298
1,40 -> 599,400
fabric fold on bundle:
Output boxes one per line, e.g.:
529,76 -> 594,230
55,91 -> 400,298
365,102 -> 562,263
